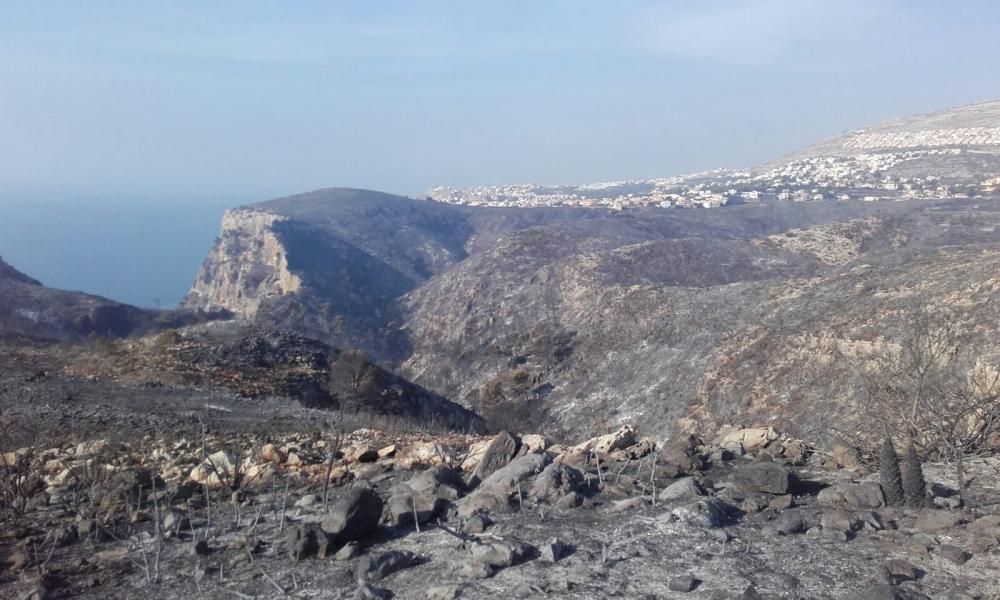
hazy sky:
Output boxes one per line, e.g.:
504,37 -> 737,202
2,1 -> 1000,306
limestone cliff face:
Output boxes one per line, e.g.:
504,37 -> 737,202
185,209 -> 302,318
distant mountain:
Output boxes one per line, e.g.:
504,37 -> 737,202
183,181 -> 1000,443
774,100 -> 1000,163
429,100 -> 1000,209
0,254 -> 223,341
0,255 -> 42,286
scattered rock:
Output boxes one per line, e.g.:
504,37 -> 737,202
716,427 -> 779,455
884,559 -> 920,584
817,482 -> 885,509
610,497 -> 648,512
769,494 -> 794,511
669,575 -> 698,592
295,493 -> 321,508
335,541 -> 362,561
387,490 -> 446,527
425,585 -> 464,600
658,476 -> 705,502
669,498 -> 731,528
531,462 -> 586,503
734,462 -> 793,495
352,582 -> 392,600
358,550 -> 421,581
462,513 -> 492,534
321,485 -> 384,544
822,509 -> 856,532
776,510 -> 808,535
540,538 -> 570,563
937,543 -> 970,565
286,524 -> 320,560
468,541 -> 534,568
742,584 -> 764,600
472,431 -> 520,483
914,510 -> 963,533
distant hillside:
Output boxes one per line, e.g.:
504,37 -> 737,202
0,255 -> 223,341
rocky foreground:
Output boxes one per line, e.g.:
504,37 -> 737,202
2,425 -> 999,599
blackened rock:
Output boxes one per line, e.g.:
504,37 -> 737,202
735,462 -> 793,495
358,550 -> 422,582
322,486 -> 384,544
668,575 -> 698,592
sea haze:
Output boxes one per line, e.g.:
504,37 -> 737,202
0,194 -> 235,308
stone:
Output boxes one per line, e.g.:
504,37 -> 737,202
614,438 -> 656,460
286,524 -> 319,560
462,513 -> 492,534
658,476 -> 705,502
741,494 -> 771,513
937,543 -> 970,564
531,462 -> 586,502
8,550 -> 29,571
715,426 -> 780,454
742,585 -> 764,600
857,511 -> 884,531
828,445 -> 861,469
352,446 -> 380,463
469,541 -> 534,568
398,442 -> 450,470
162,510 -> 190,538
610,497 -> 648,512
884,559 -> 920,584
775,510 -> 807,535
352,583 -> 392,600
822,509 -> 856,532
260,443 -> 285,464
358,550 -> 421,581
321,486 -> 384,544
587,425 -> 638,455
857,585 -> 931,600
460,440 -> 492,472
425,585 -> 465,600
377,445 -> 397,459
478,453 -> 550,496
76,519 -> 98,539
668,575 -> 698,592
458,561 -> 495,580
734,462 -> 793,495
472,431 -> 521,482
769,494 -> 794,511
456,490 -> 508,519
555,491 -> 583,509
520,434 -> 550,454
387,491 -> 445,527
669,498 -> 731,528
914,510 -> 962,533
335,541 -> 362,561
817,482 -> 885,509
540,538 -> 570,563
295,493 -> 321,508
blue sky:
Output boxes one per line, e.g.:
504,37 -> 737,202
2,1 -> 1000,306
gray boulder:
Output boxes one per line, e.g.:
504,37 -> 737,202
321,485 -> 384,544
531,462 -> 586,503
734,462 -> 793,495
817,482 -> 885,509
658,476 -> 705,503
472,431 -> 520,483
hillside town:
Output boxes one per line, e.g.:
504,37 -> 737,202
428,129 -> 1000,210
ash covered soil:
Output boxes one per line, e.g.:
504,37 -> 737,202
2,341 -> 1000,600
